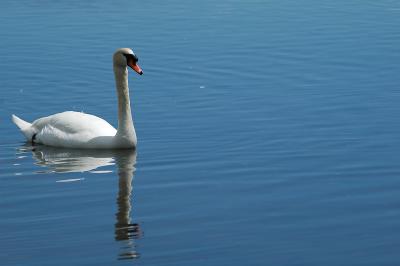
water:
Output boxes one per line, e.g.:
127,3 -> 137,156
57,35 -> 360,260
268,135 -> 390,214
1,0 -> 400,265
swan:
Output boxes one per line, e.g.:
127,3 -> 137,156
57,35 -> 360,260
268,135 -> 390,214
11,48 -> 143,149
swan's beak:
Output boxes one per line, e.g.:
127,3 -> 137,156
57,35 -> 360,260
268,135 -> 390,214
127,61 -> 143,75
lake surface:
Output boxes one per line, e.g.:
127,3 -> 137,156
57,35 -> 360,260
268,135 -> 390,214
1,0 -> 400,265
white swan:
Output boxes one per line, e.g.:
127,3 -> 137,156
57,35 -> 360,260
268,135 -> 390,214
11,48 -> 143,149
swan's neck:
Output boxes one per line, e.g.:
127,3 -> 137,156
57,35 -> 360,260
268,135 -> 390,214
114,66 -> 136,145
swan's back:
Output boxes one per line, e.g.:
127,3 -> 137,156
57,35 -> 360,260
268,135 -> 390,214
33,111 -> 117,148
33,111 -> 115,134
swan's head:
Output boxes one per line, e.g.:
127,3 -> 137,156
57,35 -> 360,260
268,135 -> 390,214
113,48 -> 143,75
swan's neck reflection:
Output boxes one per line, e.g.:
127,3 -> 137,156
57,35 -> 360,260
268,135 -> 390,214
114,150 -> 142,259
19,144 -> 142,260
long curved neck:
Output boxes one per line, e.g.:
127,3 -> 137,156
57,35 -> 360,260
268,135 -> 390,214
114,66 -> 136,142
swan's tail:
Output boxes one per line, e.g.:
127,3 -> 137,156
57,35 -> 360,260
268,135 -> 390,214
11,114 -> 35,141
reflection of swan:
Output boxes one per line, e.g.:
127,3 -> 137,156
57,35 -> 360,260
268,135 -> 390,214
19,144 -> 141,259
114,150 -> 142,260
28,145 -> 115,173
12,48 -> 143,149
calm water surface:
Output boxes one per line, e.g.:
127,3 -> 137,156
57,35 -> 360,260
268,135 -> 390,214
1,0 -> 400,265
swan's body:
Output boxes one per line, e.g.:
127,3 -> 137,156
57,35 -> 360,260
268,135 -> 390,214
12,111 -> 119,149
11,48 -> 143,149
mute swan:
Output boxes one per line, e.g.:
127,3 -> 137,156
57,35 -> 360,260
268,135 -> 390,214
11,48 -> 143,149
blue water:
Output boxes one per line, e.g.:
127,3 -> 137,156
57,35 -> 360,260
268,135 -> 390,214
1,0 -> 400,265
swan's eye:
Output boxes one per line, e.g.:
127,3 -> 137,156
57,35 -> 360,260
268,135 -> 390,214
123,53 -> 138,63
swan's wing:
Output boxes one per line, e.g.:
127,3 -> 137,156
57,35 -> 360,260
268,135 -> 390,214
32,111 -> 117,147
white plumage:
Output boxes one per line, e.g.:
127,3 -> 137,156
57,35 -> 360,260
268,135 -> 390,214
11,48 -> 143,149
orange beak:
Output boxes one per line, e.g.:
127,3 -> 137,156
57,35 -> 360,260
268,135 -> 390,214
127,60 -> 143,75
